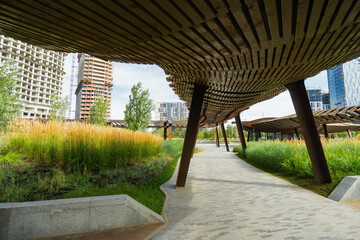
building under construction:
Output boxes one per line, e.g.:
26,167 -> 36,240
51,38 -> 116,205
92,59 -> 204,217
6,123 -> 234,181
75,53 -> 113,120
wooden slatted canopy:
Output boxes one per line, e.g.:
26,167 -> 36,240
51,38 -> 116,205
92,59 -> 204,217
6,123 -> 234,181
243,105 -> 360,133
108,120 -> 188,129
1,0 -> 359,126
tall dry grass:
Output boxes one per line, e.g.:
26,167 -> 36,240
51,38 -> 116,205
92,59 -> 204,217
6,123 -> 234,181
7,120 -> 163,170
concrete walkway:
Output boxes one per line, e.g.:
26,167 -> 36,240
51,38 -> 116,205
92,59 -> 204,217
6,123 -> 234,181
149,143 -> 360,240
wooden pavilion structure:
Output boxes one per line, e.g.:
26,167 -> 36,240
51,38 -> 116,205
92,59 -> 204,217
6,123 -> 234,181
242,105 -> 360,139
1,0 -> 359,185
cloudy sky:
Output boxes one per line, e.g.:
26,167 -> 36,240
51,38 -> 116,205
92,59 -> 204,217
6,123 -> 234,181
62,53 -> 329,121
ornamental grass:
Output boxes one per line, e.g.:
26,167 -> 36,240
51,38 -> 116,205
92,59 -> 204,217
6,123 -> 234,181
235,139 -> 360,178
6,120 -> 163,170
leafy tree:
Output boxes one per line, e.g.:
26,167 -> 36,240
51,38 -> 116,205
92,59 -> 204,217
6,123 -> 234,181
0,61 -> 21,131
124,82 -> 154,131
197,131 -> 204,139
89,96 -> 109,125
49,92 -> 70,120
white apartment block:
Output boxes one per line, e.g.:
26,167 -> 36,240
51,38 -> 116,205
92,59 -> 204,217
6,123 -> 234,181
0,35 -> 65,118
155,102 -> 189,121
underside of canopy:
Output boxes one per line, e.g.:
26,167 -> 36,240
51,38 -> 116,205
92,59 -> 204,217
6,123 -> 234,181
0,0 -> 359,126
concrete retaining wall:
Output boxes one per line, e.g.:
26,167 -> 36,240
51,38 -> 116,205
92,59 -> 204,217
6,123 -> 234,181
0,195 -> 164,240
328,176 -> 360,202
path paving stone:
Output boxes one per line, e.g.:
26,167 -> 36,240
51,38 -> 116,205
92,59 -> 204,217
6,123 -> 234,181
149,143 -> 360,240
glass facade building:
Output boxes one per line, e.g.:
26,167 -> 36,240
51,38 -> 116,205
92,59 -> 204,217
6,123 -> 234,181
327,58 -> 360,108
306,89 -> 330,111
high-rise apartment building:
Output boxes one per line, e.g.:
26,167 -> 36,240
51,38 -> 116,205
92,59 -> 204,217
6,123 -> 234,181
155,102 -> 189,121
0,35 -> 65,118
327,57 -> 360,108
75,54 -> 113,120
306,89 -> 330,111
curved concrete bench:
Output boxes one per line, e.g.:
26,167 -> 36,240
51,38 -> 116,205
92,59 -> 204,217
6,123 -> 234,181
0,195 -> 164,240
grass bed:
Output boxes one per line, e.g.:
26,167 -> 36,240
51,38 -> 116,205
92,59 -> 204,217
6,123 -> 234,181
234,139 -> 360,196
0,121 -> 184,214
6,120 -> 163,170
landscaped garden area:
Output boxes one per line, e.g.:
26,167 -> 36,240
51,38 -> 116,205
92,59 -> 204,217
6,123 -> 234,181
234,137 -> 360,196
0,120 -> 183,214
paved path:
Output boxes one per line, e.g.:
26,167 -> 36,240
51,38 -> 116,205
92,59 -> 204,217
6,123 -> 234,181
149,143 -> 360,240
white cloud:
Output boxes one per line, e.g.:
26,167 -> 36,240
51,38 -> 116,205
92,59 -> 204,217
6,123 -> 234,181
111,63 -> 180,119
241,91 -> 295,121
62,56 -> 328,121
305,70 -> 328,91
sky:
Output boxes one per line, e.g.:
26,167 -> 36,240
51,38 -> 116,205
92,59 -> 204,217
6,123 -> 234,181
62,54 -> 329,121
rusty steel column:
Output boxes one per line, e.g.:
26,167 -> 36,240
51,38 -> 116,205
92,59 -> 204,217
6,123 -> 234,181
294,128 -> 300,140
220,123 -> 229,152
215,126 -> 220,147
322,124 -> 329,139
235,115 -> 246,157
176,84 -> 207,187
247,129 -> 251,142
168,124 -> 172,140
163,122 -> 167,140
347,129 -> 353,138
286,80 -> 331,184
191,121 -> 201,158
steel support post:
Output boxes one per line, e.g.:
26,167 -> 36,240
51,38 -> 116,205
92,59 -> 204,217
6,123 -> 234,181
191,121 -> 201,158
215,126 -> 220,147
220,123 -> 229,152
294,128 -> 300,140
322,124 -> 329,139
168,124 -> 172,140
286,80 -> 331,184
176,84 -> 207,187
347,129 -> 353,138
235,115 -> 246,157
163,122 -> 167,140
247,129 -> 251,142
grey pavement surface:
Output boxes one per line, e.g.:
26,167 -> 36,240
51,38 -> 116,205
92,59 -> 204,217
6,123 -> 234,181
149,143 -> 360,240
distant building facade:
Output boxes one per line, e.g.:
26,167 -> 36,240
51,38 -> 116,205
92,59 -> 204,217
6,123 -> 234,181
0,35 -> 65,118
75,54 -> 113,120
327,57 -> 360,108
155,102 -> 189,121
306,89 -> 330,111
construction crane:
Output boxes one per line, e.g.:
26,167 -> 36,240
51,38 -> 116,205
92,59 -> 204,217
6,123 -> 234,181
68,53 -> 78,119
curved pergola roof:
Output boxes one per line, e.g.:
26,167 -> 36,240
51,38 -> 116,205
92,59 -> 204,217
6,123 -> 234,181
243,105 -> 360,133
1,0 -> 359,126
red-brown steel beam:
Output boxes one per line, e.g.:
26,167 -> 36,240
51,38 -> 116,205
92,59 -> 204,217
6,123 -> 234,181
347,129 -> 353,138
215,126 -> 220,147
220,123 -> 229,152
235,115 -> 246,157
163,122 -> 167,140
294,128 -> 300,140
286,80 -> 331,184
176,84 -> 207,187
191,121 -> 201,158
322,124 -> 329,139
168,124 -> 172,140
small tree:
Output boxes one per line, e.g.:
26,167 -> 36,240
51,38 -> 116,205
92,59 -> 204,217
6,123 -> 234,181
0,61 -> 21,131
124,82 -> 154,131
89,96 -> 109,125
49,92 -> 70,120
